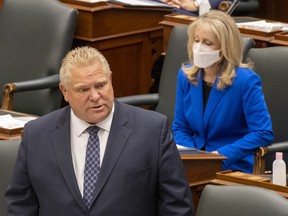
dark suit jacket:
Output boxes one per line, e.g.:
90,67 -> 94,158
5,100 -> 193,216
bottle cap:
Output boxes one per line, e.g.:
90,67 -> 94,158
276,152 -> 283,160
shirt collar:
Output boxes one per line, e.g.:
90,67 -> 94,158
71,103 -> 115,137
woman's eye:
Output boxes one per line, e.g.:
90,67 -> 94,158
204,41 -> 212,46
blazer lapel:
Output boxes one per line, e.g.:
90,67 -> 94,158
192,72 -> 205,138
50,107 -> 87,211
203,80 -> 227,128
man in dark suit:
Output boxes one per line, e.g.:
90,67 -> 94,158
5,46 -> 194,216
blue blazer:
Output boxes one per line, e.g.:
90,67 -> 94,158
5,101 -> 193,216
172,67 -> 274,173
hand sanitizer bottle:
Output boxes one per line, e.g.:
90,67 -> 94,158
272,152 -> 286,186
199,0 -> 211,16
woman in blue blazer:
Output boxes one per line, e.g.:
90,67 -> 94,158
172,11 -> 274,174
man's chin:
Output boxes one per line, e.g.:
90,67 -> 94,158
86,111 -> 108,124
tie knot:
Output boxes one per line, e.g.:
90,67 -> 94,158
86,126 -> 100,136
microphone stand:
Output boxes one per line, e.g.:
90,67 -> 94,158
227,0 -> 240,15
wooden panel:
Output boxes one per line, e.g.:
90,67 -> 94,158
61,0 -> 172,97
257,0 -> 288,23
72,28 -> 163,97
180,150 -> 226,209
180,150 -> 226,184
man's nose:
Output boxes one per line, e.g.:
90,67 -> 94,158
89,88 -> 100,100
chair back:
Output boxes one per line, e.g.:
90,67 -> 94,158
0,0 -> 77,115
247,46 -> 288,172
156,25 -> 254,127
231,0 -> 259,17
155,25 -> 189,126
196,185 -> 288,216
0,139 -> 21,215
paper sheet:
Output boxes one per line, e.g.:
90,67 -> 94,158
0,114 -> 35,129
176,144 -> 196,151
236,20 -> 288,33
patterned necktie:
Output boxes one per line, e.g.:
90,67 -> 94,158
83,126 -> 100,208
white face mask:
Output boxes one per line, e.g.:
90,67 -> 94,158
192,43 -> 221,68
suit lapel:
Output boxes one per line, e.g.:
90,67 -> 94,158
91,101 -> 131,204
50,107 -> 87,211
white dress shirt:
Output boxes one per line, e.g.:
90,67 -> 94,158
70,104 -> 114,196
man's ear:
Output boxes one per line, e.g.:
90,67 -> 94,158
59,83 -> 69,102
109,71 -> 113,83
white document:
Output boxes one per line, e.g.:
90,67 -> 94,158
176,144 -> 196,151
236,20 -> 288,33
0,114 -> 36,129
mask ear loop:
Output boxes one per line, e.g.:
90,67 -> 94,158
212,49 -> 222,62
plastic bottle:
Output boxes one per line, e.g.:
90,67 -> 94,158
272,152 -> 286,186
199,0 -> 211,16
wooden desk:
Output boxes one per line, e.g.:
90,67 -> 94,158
0,109 -> 36,140
180,150 -> 226,208
191,170 -> 288,209
210,171 -> 288,199
160,14 -> 288,51
61,0 -> 172,97
180,150 -> 226,183
270,32 -> 288,46
234,17 -> 287,48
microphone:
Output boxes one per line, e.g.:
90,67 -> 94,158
227,0 -> 240,15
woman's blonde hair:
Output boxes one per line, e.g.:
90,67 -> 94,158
184,10 -> 250,90
59,46 -> 110,86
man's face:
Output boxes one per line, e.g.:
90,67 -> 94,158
60,62 -> 114,124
